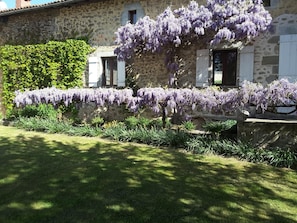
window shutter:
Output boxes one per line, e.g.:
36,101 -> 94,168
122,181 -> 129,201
88,57 -> 99,87
117,61 -> 126,87
239,45 -> 254,86
279,34 -> 297,82
196,49 -> 209,87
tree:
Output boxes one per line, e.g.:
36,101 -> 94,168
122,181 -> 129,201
114,0 -> 272,86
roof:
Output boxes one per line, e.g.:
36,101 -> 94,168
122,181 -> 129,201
0,0 -> 86,16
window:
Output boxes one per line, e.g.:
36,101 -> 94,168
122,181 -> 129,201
263,0 -> 271,7
213,49 -> 237,86
102,57 -> 118,87
121,3 -> 144,26
196,46 -> 253,88
128,10 -> 137,24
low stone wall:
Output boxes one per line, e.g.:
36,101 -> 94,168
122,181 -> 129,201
238,118 -> 297,149
77,103 -> 134,123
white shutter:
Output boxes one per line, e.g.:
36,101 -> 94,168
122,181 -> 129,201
117,61 -> 126,87
88,57 -> 99,87
278,35 -> 297,114
239,45 -> 254,86
196,49 -> 209,87
279,34 -> 297,82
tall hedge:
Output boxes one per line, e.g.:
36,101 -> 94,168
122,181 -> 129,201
0,40 -> 91,112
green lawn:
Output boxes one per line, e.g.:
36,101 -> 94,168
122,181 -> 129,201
0,126 -> 297,223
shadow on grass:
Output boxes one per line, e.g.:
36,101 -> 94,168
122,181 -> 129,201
0,133 -> 296,223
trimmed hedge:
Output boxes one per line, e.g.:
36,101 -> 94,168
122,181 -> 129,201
0,40 -> 91,113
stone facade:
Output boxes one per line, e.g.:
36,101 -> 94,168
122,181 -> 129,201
254,0 -> 297,84
128,44 -> 199,88
0,0 -> 197,46
0,0 -> 196,113
0,0 -> 296,115
0,0 -> 295,87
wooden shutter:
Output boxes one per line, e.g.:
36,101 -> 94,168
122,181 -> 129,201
196,49 -> 209,87
88,57 -> 99,87
239,45 -> 254,85
117,61 -> 126,87
279,34 -> 297,82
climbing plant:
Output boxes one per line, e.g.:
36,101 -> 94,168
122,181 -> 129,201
114,0 -> 272,86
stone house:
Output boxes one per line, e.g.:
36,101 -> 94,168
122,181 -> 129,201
0,0 -> 297,147
0,0 -> 296,91
0,0 -> 296,105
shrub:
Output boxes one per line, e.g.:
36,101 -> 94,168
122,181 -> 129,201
203,120 -> 237,133
185,137 -> 297,168
1,40 -> 91,113
13,117 -> 71,132
58,103 -> 80,124
138,117 -> 151,128
181,121 -> 196,131
13,117 -> 101,137
65,125 -> 102,137
103,124 -> 191,147
8,104 -> 58,120
91,116 -> 104,127
124,116 -> 152,129
102,121 -> 127,141
124,116 -> 139,129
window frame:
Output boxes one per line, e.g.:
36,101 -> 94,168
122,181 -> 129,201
121,3 -> 145,26
102,57 -> 118,87
128,10 -> 137,24
212,49 -> 238,87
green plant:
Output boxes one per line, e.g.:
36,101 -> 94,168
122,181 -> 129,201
13,117 -> 101,137
91,116 -> 104,127
181,121 -> 196,131
149,118 -> 163,129
185,136 -> 297,168
203,120 -> 237,133
0,40 -> 91,113
124,116 -> 139,129
8,104 -> 58,120
138,117 -> 151,128
103,124 -> 191,148
58,103 -> 80,124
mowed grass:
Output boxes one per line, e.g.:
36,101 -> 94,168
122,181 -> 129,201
0,126 -> 297,223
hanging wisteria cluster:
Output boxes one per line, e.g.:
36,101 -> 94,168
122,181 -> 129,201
114,0 -> 272,61
14,79 -> 297,116
14,87 -> 134,108
240,79 -> 297,111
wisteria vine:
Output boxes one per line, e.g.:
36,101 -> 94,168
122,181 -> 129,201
14,79 -> 297,118
114,0 -> 272,68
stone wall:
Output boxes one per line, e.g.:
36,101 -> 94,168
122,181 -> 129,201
253,1 -> 297,84
238,118 -> 297,150
0,0 -> 198,46
129,43 -> 202,88
0,10 -> 57,45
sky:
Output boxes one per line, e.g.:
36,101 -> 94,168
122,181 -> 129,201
6,0 -> 56,9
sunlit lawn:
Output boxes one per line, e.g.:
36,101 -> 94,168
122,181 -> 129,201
0,126 -> 297,223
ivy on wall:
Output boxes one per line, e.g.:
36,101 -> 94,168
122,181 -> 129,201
0,39 -> 91,113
